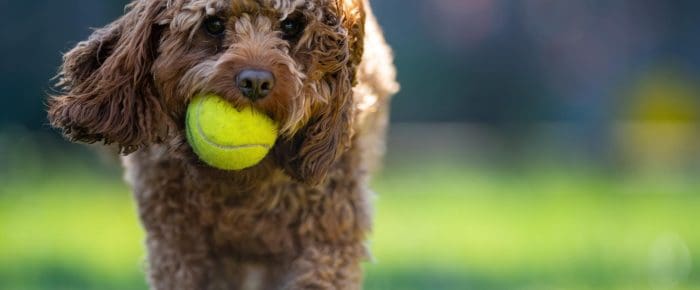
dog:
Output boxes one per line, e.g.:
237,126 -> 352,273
47,0 -> 397,289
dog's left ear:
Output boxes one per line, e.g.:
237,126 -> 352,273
278,0 -> 366,185
47,1 -> 171,154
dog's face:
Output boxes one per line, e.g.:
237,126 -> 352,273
48,0 -> 367,184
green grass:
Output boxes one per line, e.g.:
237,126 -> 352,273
1,155 -> 699,289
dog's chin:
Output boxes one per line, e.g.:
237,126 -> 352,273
176,140 -> 282,183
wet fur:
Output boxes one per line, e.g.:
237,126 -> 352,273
47,0 -> 397,289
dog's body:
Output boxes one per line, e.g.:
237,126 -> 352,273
47,0 -> 397,289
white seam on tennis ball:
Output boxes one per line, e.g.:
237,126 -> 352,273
194,96 -> 272,151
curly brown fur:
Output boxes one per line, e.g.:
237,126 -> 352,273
47,0 -> 397,289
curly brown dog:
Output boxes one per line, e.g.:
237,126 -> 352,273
46,0 -> 397,289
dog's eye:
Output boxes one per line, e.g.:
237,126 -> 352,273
280,17 -> 305,41
204,17 -> 226,36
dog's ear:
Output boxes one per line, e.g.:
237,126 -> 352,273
277,0 -> 366,185
47,1 -> 171,154
280,69 -> 355,185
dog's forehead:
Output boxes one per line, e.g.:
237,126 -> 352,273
233,0 -> 349,16
233,0 -> 305,10
231,0 -> 306,16
173,0 -> 344,18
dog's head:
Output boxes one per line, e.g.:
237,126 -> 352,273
48,0 -> 369,184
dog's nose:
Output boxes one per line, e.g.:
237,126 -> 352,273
236,69 -> 275,101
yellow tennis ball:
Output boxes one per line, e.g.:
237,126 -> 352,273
186,94 -> 278,170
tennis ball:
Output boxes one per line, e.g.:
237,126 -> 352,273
186,94 -> 278,170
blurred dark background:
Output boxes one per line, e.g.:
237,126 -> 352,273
4,1 -> 700,126
1,1 -> 700,290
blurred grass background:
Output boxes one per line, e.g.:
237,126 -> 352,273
1,124 -> 699,290
2,0 -> 700,289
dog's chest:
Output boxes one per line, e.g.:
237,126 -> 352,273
206,186 -> 306,257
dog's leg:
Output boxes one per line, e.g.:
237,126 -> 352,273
144,232 -> 219,290
125,152 -> 222,290
282,243 -> 367,290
